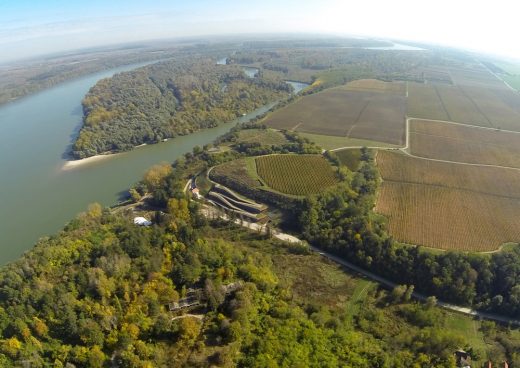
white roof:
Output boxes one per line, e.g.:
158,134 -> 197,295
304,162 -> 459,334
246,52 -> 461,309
134,217 -> 152,226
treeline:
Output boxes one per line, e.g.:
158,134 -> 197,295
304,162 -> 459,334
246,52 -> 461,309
227,46 -> 433,88
72,59 -> 291,158
299,149 -> 520,318
0,47 -> 185,106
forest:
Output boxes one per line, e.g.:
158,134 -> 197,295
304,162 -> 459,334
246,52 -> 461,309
72,58 -> 291,159
1,123 -> 520,366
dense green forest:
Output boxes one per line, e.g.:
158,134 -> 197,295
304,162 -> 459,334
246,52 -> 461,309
72,59 -> 291,158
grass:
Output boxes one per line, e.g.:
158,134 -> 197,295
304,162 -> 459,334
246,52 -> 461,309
256,154 -> 338,196
334,148 -> 362,171
343,279 -> 375,323
235,128 -> 288,146
272,252 -> 358,311
443,312 -> 489,365
298,132 -> 401,150
211,159 -> 261,188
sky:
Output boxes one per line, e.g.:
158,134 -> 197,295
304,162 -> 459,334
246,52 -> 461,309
1,0 -> 519,63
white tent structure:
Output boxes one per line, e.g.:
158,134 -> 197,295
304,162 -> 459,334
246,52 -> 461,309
133,217 -> 152,226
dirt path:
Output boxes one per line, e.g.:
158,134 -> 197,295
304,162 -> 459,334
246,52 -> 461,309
171,314 -> 204,322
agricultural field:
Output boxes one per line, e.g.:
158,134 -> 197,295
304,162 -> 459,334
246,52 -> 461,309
263,84 -> 406,145
409,119 -> 520,168
375,151 -> 520,251
446,65 -> 507,89
297,132 -> 400,150
235,128 -> 288,146
256,154 -> 338,196
343,79 -> 406,95
407,83 -> 520,130
407,82 -> 450,121
491,61 -> 520,91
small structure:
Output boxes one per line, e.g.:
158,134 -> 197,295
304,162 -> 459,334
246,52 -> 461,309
191,187 -> 203,200
169,289 -> 201,312
133,217 -> 152,226
454,350 -> 471,368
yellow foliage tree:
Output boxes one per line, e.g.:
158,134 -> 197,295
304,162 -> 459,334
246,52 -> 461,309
32,317 -> 49,338
1,337 -> 22,358
143,162 -> 172,191
167,198 -> 191,231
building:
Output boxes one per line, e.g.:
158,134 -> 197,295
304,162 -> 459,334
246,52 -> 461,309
133,217 -> 152,226
191,187 -> 203,200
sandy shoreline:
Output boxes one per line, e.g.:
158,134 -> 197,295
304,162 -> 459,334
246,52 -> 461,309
62,153 -> 117,170
61,141 -> 151,170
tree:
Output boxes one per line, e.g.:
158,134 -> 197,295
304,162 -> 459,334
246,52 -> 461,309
391,285 -> 407,303
129,188 -> 141,203
425,296 -> 437,309
143,163 -> 173,192
178,317 -> 201,342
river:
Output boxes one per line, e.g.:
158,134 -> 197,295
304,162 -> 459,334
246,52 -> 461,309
0,62 -> 277,265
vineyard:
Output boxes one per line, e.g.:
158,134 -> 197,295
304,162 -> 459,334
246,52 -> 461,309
409,119 -> 520,168
375,182 -> 520,252
375,151 -> 520,251
343,79 -> 406,95
262,86 -> 406,145
407,83 -> 520,130
377,150 -> 520,198
256,154 -> 338,196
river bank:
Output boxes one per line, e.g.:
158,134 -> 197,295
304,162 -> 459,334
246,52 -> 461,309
62,153 -> 118,170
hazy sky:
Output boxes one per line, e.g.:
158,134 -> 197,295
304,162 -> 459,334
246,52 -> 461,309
1,0 -> 519,62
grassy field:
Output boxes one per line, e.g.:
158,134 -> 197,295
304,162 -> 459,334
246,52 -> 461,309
211,158 -> 261,188
334,148 -> 362,171
262,85 -> 406,145
256,154 -> 338,196
297,132 -> 401,150
235,128 -> 288,146
409,119 -> 520,168
375,151 -> 520,251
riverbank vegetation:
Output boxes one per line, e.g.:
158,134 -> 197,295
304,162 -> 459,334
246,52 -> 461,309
72,59 -> 291,159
